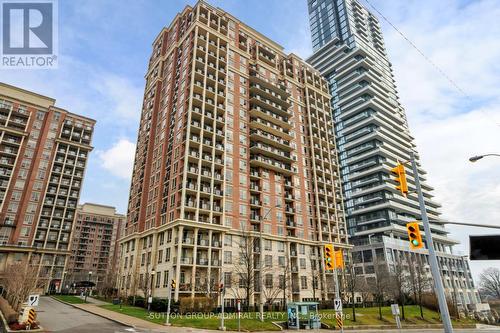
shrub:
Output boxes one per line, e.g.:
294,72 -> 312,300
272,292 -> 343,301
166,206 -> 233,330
421,292 -> 458,318
151,298 -> 168,312
134,296 -> 146,308
179,296 -> 216,314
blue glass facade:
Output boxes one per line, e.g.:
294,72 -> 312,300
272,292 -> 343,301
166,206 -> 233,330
308,0 -> 352,51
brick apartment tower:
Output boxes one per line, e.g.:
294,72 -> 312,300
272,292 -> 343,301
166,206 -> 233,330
118,1 -> 349,306
66,203 -> 125,288
0,83 -> 95,293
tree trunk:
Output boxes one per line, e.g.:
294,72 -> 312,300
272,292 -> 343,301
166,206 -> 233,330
378,297 -> 382,320
401,293 -> 405,320
419,294 -> 424,319
351,290 -> 356,322
246,287 -> 250,312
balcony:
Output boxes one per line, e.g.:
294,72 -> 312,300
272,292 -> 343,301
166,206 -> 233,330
179,257 -> 193,265
250,154 -> 294,175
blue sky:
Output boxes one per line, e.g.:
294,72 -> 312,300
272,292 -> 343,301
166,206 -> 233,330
2,0 -> 500,279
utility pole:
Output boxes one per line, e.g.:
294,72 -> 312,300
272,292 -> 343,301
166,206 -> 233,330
410,152 -> 453,333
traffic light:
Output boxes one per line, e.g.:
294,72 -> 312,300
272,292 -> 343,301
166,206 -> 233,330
324,244 -> 334,271
334,249 -> 344,269
390,163 -> 408,196
219,283 -> 224,293
171,279 -> 176,289
406,222 -> 423,249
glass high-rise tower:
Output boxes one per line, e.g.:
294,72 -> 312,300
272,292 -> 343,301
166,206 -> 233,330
307,0 -> 481,308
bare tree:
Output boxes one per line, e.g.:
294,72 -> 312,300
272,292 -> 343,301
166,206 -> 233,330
479,267 -> 500,300
229,227 -> 258,310
356,277 -> 372,308
390,253 -> 410,320
1,260 -> 43,311
139,260 -> 155,307
343,260 -> 364,322
368,258 -> 391,320
277,256 -> 291,311
98,270 -> 118,299
308,257 -> 322,302
262,272 -> 282,311
129,269 -> 140,305
408,255 -> 432,319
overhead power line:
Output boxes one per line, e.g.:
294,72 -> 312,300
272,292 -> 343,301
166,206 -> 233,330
362,0 -> 500,127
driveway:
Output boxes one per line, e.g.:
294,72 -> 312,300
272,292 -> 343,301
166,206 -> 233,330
37,296 -> 128,333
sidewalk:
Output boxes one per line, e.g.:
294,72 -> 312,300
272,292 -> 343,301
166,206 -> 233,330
76,295 -> 108,306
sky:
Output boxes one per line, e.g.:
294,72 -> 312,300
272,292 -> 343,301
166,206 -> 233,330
1,0 -> 499,281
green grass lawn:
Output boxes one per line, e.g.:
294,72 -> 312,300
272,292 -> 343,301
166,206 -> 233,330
52,295 -> 86,304
321,305 -> 477,327
100,304 -> 476,331
100,304 -> 281,331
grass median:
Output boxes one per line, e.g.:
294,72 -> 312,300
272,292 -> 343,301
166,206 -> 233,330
320,305 -> 476,327
100,304 -> 476,331
100,304 -> 281,331
52,295 -> 86,304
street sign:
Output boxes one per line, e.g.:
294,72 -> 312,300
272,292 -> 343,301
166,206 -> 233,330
148,296 -> 152,304
28,294 -> 39,307
391,304 -> 400,316
334,298 -> 342,312
237,300 -> 241,312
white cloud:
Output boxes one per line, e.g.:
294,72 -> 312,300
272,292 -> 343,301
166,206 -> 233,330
97,139 -> 136,179
94,74 -> 143,122
373,0 -> 500,279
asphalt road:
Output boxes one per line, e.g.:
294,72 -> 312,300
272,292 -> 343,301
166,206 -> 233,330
37,296 -> 130,333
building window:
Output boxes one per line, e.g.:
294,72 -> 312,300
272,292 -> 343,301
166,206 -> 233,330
224,234 -> 232,246
156,272 -> 161,288
158,250 -> 163,263
265,274 -> 273,288
224,272 -> 232,288
265,255 -> 272,267
301,276 -> 307,289
224,251 -> 232,264
278,256 -> 285,267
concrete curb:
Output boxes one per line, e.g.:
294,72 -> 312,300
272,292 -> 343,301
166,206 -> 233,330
49,296 -> 134,328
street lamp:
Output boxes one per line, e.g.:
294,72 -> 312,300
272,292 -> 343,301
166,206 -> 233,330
85,271 -> 92,303
469,153 -> 500,162
258,204 -> 280,322
148,270 -> 156,312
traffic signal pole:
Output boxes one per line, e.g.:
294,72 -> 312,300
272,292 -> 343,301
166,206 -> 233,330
219,281 -> 226,331
165,272 -> 172,326
332,248 -> 343,333
410,152 -> 453,333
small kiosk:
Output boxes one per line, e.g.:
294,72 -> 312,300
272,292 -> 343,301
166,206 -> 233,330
286,302 -> 321,330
